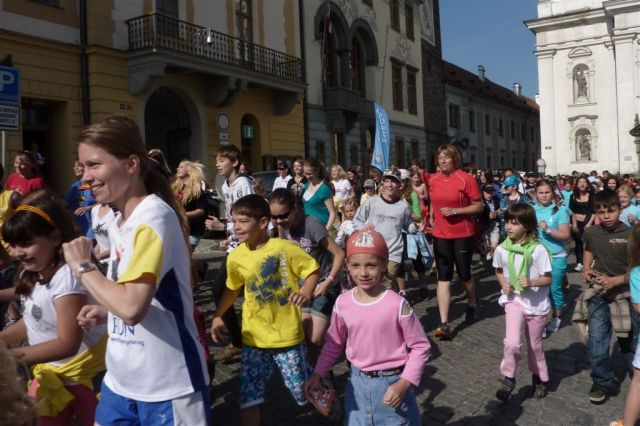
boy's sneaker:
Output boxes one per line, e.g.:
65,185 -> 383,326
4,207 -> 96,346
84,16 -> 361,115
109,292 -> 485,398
496,376 -> 516,402
544,317 -> 561,338
435,323 -> 451,340
574,263 -> 584,272
532,375 -> 548,399
465,305 -> 477,324
588,383 -> 610,404
609,420 -> 623,426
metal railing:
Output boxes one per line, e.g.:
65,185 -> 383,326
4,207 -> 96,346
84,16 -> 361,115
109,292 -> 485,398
127,13 -> 304,83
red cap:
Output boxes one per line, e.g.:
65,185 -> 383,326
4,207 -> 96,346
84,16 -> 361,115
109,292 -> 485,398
346,229 -> 389,260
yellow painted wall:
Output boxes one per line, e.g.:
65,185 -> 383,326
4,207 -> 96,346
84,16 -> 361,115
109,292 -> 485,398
86,47 -> 137,121
0,31 -> 82,192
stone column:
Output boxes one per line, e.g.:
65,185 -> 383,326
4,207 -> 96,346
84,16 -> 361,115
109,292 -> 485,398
536,49 -> 557,174
612,34 -> 637,173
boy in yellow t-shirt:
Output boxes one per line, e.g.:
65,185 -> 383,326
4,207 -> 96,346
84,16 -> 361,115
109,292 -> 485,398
211,194 -> 320,426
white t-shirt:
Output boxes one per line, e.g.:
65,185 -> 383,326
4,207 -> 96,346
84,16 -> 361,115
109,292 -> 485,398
104,194 -> 208,402
222,176 -> 255,252
91,205 -> 115,259
22,264 -> 106,367
272,175 -> 292,191
332,179 -> 352,200
492,244 -> 552,315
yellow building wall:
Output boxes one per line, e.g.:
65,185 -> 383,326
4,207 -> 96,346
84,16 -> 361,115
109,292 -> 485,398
0,31 -> 82,192
87,47 -> 137,122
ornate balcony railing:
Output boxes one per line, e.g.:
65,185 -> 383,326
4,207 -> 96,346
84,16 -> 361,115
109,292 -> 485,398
127,13 -> 304,84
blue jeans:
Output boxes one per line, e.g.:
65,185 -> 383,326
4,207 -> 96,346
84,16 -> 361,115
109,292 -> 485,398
345,367 -> 420,426
587,294 -> 626,391
549,256 -> 567,311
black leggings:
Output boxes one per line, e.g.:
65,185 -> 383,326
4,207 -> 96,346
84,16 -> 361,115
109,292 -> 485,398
433,236 -> 475,282
211,255 -> 243,348
573,220 -> 587,265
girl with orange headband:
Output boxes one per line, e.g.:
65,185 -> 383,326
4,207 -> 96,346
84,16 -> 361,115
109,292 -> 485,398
0,190 -> 107,426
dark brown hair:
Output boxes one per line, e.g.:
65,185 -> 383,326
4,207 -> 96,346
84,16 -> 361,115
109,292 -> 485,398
231,194 -> 271,221
216,144 -> 243,172
3,190 -> 79,296
269,188 -> 304,229
503,203 -> 538,242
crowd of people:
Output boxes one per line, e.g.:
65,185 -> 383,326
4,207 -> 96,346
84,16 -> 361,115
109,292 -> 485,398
1,116 -> 640,425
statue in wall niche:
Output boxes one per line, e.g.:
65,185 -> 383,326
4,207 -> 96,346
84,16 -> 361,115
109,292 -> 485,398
577,134 -> 591,161
576,70 -> 588,98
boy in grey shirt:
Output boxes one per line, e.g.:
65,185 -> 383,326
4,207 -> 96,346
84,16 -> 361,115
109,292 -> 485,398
353,168 -> 416,295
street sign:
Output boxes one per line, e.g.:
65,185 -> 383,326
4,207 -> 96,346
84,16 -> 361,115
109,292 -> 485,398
0,66 -> 20,131
217,113 -> 230,131
219,131 -> 230,143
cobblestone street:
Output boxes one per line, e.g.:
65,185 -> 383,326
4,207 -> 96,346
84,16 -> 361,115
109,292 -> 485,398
194,242 -> 631,425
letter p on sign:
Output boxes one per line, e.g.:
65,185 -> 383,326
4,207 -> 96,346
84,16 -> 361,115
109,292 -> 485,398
0,71 -> 14,92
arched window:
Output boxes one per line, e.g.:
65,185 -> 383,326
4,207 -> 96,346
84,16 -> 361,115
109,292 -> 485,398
350,38 -> 365,95
322,32 -> 338,88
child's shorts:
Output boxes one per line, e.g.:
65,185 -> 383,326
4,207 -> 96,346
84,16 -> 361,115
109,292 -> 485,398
240,342 -> 312,409
302,283 -> 340,319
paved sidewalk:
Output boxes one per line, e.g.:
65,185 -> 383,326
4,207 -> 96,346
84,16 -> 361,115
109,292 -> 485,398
194,241 -> 630,425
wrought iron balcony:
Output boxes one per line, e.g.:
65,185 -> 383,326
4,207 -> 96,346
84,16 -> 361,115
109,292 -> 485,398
127,13 -> 304,84
322,87 -> 366,113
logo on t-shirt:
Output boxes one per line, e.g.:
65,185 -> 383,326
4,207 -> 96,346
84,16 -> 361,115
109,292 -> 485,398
249,253 -> 291,307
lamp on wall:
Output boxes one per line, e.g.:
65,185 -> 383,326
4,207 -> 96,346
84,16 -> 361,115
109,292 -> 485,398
205,29 -> 213,44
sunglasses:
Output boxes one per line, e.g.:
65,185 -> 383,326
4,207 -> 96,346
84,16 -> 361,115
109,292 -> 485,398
271,211 -> 290,220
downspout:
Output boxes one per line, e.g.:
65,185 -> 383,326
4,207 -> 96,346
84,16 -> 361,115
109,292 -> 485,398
298,0 -> 309,155
80,0 -> 90,125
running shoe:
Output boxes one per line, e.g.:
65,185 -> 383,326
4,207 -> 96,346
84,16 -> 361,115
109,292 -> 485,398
588,383 -> 610,404
434,323 -> 451,340
544,317 -> 561,338
465,305 -> 477,323
609,420 -> 623,426
496,376 -> 516,402
532,375 -> 547,399
574,263 -> 584,272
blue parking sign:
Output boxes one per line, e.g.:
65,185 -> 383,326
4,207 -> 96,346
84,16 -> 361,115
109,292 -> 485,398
0,66 -> 21,131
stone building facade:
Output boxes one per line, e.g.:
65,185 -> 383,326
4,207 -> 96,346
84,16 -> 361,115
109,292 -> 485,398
0,0 -> 305,191
444,63 -> 540,171
526,0 -> 640,175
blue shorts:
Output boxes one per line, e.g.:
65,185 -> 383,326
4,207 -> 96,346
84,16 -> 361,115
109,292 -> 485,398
95,383 -> 210,426
240,343 -> 312,409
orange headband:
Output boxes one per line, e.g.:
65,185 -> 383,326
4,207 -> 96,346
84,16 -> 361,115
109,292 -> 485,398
14,205 -> 55,227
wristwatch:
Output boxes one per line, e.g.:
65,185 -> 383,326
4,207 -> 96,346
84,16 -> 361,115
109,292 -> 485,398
75,262 -> 97,280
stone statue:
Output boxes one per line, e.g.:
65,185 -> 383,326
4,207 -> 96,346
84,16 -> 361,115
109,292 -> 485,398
576,70 -> 588,98
577,134 -> 591,161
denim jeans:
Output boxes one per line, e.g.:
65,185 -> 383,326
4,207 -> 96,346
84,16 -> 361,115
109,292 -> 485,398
587,294 -> 626,391
345,367 -> 420,426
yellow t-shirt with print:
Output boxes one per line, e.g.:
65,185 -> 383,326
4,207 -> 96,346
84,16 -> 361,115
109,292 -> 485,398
227,237 -> 319,349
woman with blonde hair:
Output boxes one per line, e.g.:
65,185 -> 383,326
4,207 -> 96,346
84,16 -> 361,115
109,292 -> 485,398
331,164 -> 353,202
172,160 -> 208,248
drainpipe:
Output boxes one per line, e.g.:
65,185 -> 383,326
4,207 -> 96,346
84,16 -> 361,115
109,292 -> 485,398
79,0 -> 90,125
298,0 -> 309,155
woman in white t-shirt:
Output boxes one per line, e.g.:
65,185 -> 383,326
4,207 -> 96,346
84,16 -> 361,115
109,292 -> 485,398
330,164 -> 353,204
62,116 -> 210,425
0,191 -> 107,426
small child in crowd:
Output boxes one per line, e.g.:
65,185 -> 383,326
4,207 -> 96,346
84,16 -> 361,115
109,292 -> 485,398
493,204 -> 552,401
617,185 -> 640,227
305,229 -> 430,425
335,198 -> 358,247
359,179 -> 376,205
479,184 -> 501,261
211,194 -> 320,426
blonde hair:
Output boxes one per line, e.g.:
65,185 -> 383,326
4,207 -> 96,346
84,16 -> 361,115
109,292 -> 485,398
331,164 -> 348,180
617,185 -> 634,198
0,343 -> 36,425
172,160 -> 206,205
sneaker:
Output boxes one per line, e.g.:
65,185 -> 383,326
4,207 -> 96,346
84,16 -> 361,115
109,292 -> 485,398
496,376 -> 516,402
574,263 -> 584,272
532,375 -> 548,399
434,323 -> 451,340
588,383 -> 610,404
465,305 -> 477,323
544,317 -> 561,337
213,344 -> 242,363
609,420 -> 623,426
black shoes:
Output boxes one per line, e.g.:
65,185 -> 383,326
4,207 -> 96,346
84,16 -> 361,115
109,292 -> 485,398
588,383 -> 611,404
465,304 -> 477,323
496,376 -> 516,402
532,375 -> 548,399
